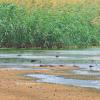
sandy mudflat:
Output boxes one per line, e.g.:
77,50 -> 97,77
0,67 -> 100,100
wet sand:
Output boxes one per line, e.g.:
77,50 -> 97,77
0,66 -> 100,100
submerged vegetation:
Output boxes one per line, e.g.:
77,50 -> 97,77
0,0 -> 100,49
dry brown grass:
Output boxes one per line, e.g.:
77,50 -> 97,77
0,0 -> 99,9
92,16 -> 100,25
0,0 -> 82,8
0,0 -> 99,7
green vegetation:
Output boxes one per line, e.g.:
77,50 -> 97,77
0,1 -> 99,49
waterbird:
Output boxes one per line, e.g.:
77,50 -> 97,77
89,65 -> 94,68
89,60 -> 96,70
17,54 -> 21,56
89,65 -> 95,71
59,65 -> 64,67
40,65 -> 44,67
89,65 -> 94,70
31,59 -> 37,62
55,55 -> 59,58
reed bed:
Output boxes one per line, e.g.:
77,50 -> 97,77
0,0 -> 99,48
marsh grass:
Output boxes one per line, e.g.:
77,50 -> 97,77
0,0 -> 99,48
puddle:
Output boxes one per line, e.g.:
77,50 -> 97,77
26,74 -> 100,89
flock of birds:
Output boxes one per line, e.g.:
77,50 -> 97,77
17,54 -> 96,70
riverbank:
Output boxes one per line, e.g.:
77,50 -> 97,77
0,66 -> 100,100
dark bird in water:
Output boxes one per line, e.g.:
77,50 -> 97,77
89,60 -> 96,70
59,65 -> 64,67
40,65 -> 44,67
89,65 -> 94,70
55,55 -> 59,58
17,54 -> 21,56
89,65 -> 94,68
31,59 -> 37,62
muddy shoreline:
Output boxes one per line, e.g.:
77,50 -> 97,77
0,66 -> 100,100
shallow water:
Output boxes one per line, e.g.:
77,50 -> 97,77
0,48 -> 100,71
73,69 -> 100,75
26,74 -> 100,89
